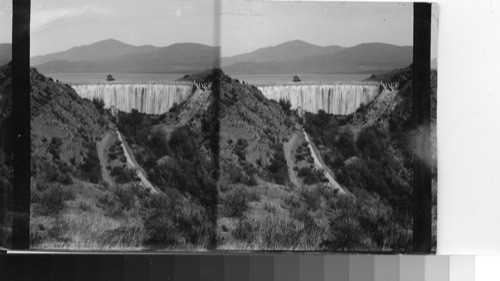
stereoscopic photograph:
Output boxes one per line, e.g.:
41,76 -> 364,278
0,0 -> 437,252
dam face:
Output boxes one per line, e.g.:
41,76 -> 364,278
70,81 -> 381,116
256,82 -> 381,115
71,83 -> 193,115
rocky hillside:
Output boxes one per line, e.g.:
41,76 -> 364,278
115,76 -> 220,249
30,67 -> 111,182
29,67 -> 218,250
301,64 -> 438,250
218,81 -> 293,185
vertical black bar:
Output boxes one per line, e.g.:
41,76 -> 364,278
208,0 -> 222,250
11,0 -> 31,250
413,2 -> 432,252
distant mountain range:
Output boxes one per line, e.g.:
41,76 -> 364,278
32,40 -> 219,74
0,44 -> 11,65
30,39 -> 415,74
221,40 -> 345,66
30,39 -> 159,66
223,42 -> 413,74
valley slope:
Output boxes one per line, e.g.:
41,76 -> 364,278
27,66 -> 218,250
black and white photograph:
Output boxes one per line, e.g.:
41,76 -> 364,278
4,0 -> 500,277
0,0 -> 438,253
216,1 -> 438,251
27,0 -> 219,250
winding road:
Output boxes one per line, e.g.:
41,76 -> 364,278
284,132 -> 300,186
116,131 -> 158,193
283,128 -> 346,194
303,131 -> 346,195
97,131 -> 114,186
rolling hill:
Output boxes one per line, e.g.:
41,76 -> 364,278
31,39 -> 412,75
221,40 -> 344,66
223,43 -> 413,74
31,39 -> 159,66
35,43 -> 220,74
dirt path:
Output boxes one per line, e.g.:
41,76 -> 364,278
303,132 -> 347,195
97,131 -> 114,186
284,131 -> 300,187
116,131 -> 158,194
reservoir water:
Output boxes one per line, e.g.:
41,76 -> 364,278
230,73 -> 371,83
48,73 -> 370,84
47,73 -> 186,83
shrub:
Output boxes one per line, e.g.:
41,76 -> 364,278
336,129 -> 358,158
115,186 -> 136,210
266,144 -> 288,185
169,126 -> 199,160
79,202 -> 91,212
79,143 -> 102,183
219,187 -> 259,218
278,99 -> 292,115
234,215 -> 311,249
233,219 -> 255,242
234,138 -> 248,162
58,173 -> 73,185
110,166 -> 139,183
146,131 -> 170,157
92,98 -> 105,111
356,126 -> 386,160
169,102 -> 179,113
297,167 -> 328,185
39,185 -> 75,215
143,192 -> 212,247
48,137 -> 62,160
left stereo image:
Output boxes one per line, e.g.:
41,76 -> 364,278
26,0 -> 219,251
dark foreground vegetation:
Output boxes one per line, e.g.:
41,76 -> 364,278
117,109 -> 216,208
116,96 -> 217,248
304,111 -> 413,250
299,65 -> 437,251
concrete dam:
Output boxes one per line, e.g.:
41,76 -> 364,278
256,82 -> 382,115
70,81 -> 382,115
71,82 -> 194,115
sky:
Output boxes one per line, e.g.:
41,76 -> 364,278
2,0 -> 437,58
221,1 -> 414,57
0,1 -> 12,43
30,0 -> 216,56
